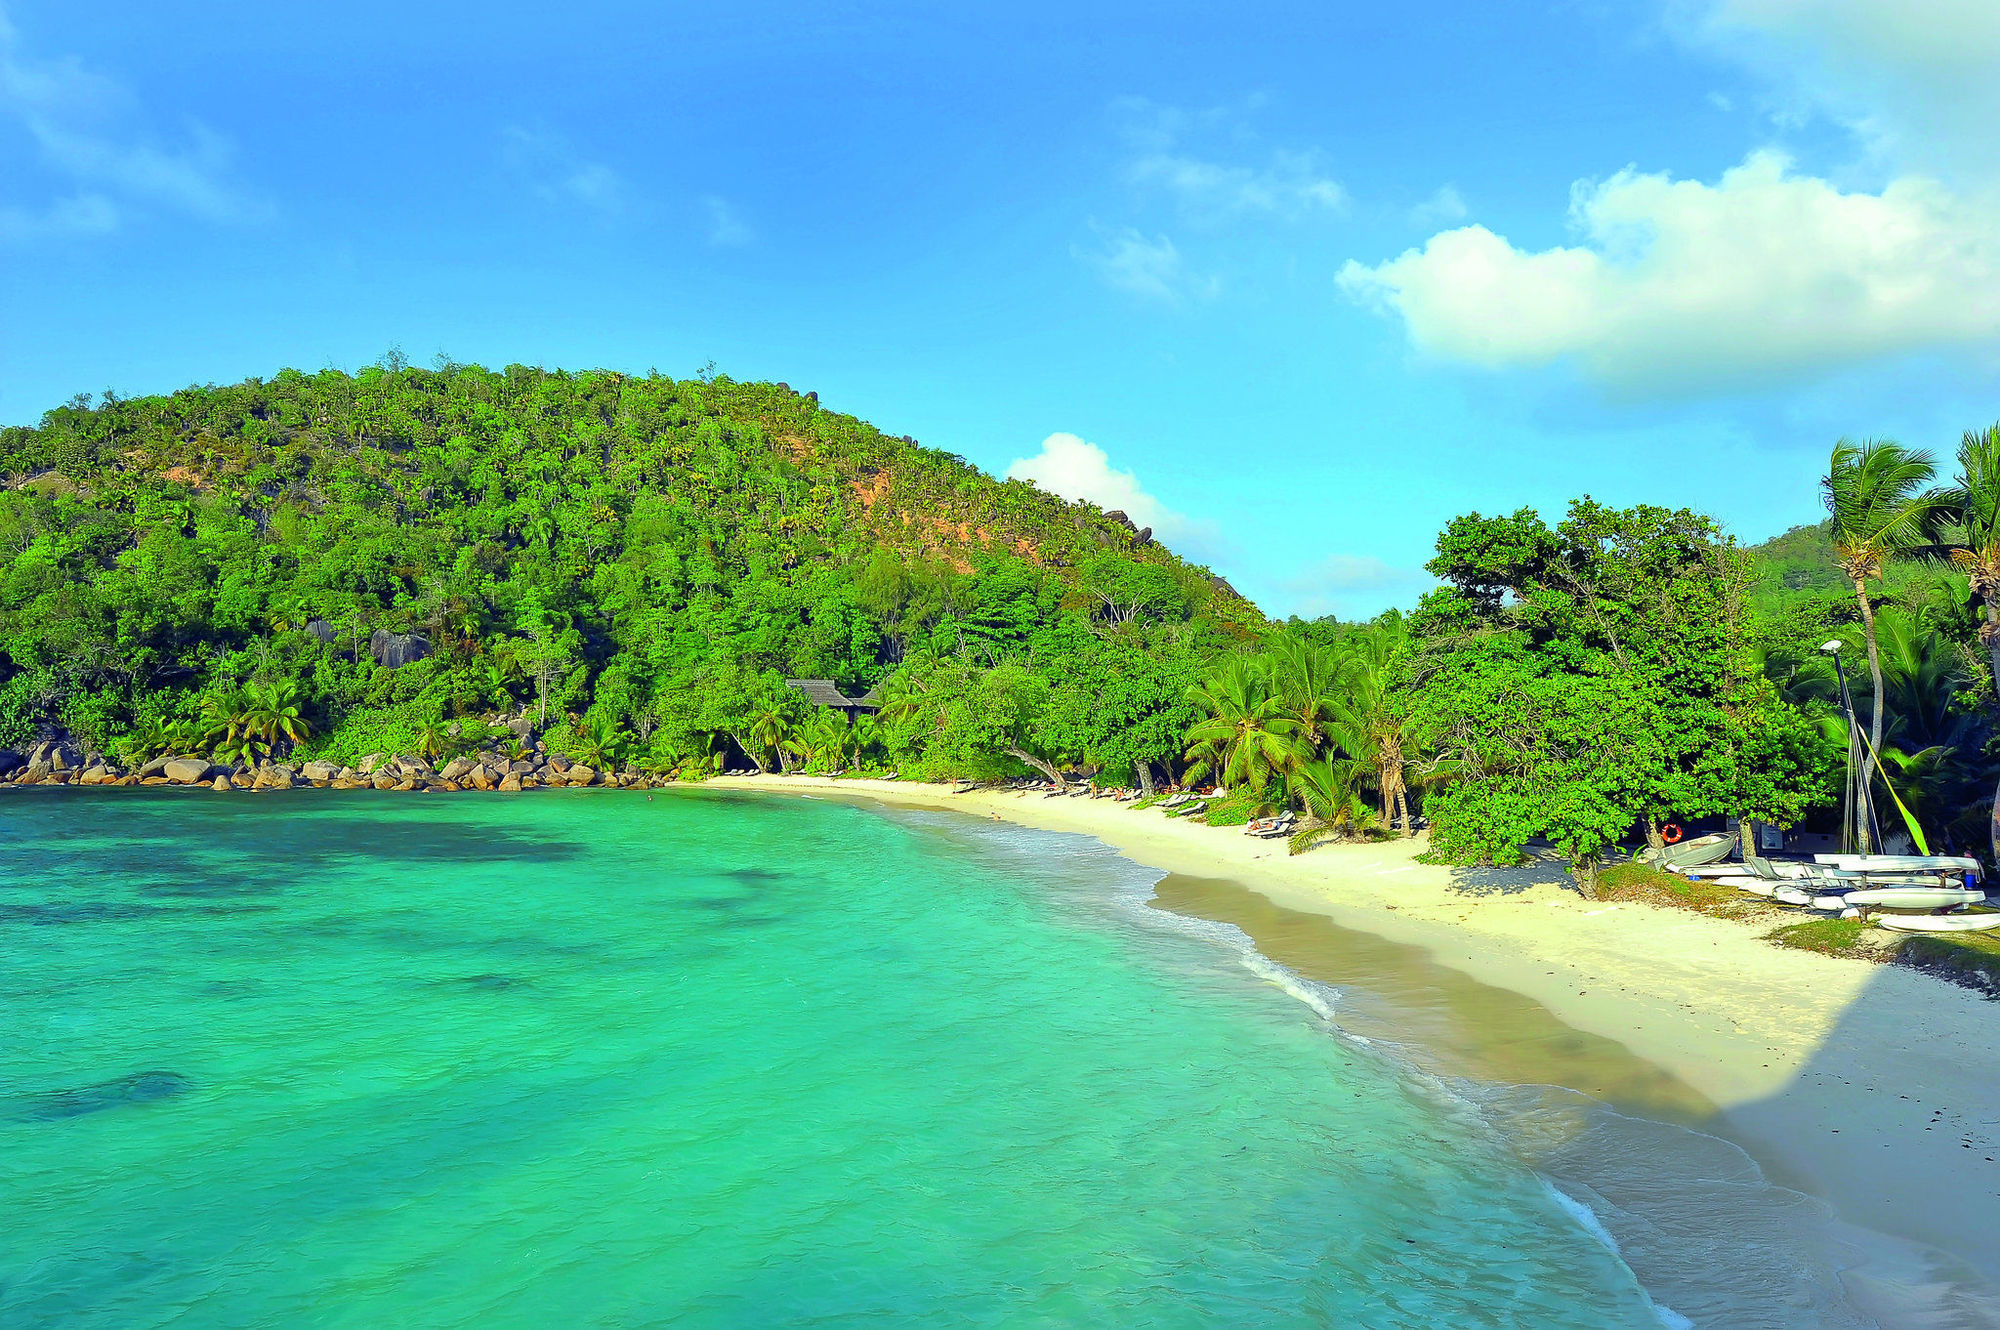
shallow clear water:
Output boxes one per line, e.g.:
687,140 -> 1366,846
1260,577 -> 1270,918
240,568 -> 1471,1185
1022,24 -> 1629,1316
1,788 -> 1678,1327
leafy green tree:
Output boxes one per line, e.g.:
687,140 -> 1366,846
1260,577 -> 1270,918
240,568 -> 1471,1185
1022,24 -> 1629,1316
1408,499 -> 1832,888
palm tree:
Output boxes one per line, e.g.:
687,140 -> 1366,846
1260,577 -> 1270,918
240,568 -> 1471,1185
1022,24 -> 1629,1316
1326,622 -> 1416,835
571,715 -> 629,770
1182,657 -> 1307,795
1941,423 -> 2000,691
412,720 -> 451,763
1265,634 -> 1350,756
799,712 -> 850,770
239,680 -> 314,752
1822,438 -> 1940,848
199,690 -> 267,766
748,705 -> 800,774
1284,756 -> 1379,852
120,717 -> 179,764
847,713 -> 880,769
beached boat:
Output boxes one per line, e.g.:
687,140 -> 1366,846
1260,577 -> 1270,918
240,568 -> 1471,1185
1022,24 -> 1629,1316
1642,832 -> 1737,869
1875,911 -> 2000,933
1829,887 -> 1986,910
1813,853 -> 1982,880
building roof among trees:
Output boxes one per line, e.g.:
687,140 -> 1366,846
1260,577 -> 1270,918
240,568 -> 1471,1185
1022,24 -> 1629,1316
786,678 -> 876,709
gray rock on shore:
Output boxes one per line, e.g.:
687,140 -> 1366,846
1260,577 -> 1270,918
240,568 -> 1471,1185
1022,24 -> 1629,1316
164,757 -> 213,785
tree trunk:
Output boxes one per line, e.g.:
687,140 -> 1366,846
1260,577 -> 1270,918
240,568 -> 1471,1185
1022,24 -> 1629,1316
730,731 -> 767,774
1135,760 -> 1156,797
1853,578 -> 1883,854
1982,595 -> 2000,696
1738,815 -> 1757,864
1006,746 -> 1064,790
1644,816 -> 1665,853
1991,772 -> 2000,868
1395,787 -> 1411,838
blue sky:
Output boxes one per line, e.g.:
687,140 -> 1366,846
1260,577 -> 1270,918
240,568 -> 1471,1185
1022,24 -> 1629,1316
5,1 -> 1999,617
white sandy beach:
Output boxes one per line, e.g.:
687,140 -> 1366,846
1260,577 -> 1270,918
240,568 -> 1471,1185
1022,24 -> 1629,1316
713,774 -> 2000,1307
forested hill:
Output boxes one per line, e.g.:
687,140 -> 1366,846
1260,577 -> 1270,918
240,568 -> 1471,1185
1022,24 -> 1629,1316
0,363 -> 1261,777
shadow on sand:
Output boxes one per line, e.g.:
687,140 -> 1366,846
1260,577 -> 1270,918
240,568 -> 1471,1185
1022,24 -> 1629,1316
1150,873 -> 2000,1330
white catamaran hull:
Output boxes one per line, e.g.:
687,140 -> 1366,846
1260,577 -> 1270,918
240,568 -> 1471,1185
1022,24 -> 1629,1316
1876,912 -> 2000,933
1813,853 -> 1981,877
1837,888 -> 1987,909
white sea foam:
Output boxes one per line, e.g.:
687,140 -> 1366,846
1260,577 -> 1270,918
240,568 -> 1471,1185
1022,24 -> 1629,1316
1549,1185 -> 1621,1255
1549,1185 -> 1693,1330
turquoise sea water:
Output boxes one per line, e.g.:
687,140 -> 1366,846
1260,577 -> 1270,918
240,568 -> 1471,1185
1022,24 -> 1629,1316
1,788 -> 1682,1327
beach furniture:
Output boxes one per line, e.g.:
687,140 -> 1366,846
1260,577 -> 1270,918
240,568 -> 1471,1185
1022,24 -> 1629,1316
1244,813 -> 1295,839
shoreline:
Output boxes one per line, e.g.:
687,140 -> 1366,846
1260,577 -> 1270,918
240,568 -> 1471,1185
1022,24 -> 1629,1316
712,774 -> 2000,1304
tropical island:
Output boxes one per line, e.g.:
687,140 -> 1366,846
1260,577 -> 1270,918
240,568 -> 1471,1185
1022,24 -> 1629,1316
4,367 -> 1999,927
7,362 -> 2000,1317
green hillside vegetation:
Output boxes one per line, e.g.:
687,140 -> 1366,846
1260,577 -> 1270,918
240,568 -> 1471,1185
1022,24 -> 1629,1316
3,360 -> 1995,885
0,362 -> 1256,782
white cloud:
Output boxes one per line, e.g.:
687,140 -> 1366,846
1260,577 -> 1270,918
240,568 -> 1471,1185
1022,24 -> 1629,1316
500,126 -> 625,213
701,195 -> 751,246
1338,151 -> 2000,392
0,5 -> 257,240
1408,185 -> 1467,228
1076,225 -> 1216,303
1679,0 -> 2000,179
1116,98 -> 1345,222
0,191 -> 116,242
1005,432 -> 1223,558
1279,554 -> 1431,619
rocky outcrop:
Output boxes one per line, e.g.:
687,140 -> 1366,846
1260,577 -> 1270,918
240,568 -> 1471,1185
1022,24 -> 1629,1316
369,630 -> 431,668
0,741 -> 675,797
164,757 -> 212,785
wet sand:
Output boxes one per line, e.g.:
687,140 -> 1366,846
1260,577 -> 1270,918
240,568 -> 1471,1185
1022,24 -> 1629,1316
713,775 -> 2000,1324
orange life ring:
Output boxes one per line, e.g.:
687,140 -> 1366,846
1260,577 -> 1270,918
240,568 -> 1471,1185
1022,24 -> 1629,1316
1661,823 -> 1684,844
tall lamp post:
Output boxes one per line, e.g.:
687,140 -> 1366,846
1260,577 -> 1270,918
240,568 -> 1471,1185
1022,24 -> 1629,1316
1821,639 -> 1879,854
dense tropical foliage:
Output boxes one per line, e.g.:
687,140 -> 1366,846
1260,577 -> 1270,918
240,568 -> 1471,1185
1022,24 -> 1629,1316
0,362 -> 1254,781
3,360 -> 1995,881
